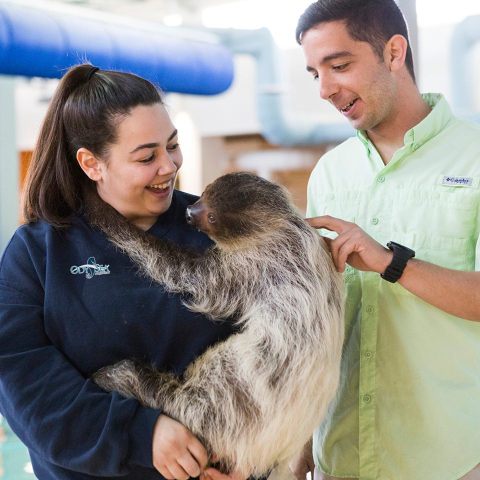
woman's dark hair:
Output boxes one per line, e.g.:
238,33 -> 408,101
23,63 -> 163,227
296,0 -> 416,82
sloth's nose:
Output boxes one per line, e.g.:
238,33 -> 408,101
186,206 -> 194,224
186,202 -> 203,226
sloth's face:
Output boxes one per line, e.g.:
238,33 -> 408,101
186,172 -> 293,244
185,198 -> 217,237
185,194 -> 259,243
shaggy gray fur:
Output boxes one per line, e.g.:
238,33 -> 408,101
89,173 -> 344,478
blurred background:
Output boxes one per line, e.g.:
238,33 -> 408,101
0,0 -> 479,477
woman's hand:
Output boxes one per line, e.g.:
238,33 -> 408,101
200,453 -> 245,480
152,414 -> 208,480
201,467 -> 245,480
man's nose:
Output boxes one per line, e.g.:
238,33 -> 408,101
318,74 -> 337,100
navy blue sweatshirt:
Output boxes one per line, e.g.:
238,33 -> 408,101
0,190 -> 234,479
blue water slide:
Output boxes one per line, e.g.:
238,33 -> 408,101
0,3 -> 234,95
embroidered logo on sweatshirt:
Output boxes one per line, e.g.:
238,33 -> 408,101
70,257 -> 110,279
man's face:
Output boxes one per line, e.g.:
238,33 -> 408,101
301,20 -> 398,132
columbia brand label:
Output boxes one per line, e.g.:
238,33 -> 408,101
441,176 -> 474,187
70,257 -> 110,279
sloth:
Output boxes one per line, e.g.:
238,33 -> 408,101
88,172 -> 344,478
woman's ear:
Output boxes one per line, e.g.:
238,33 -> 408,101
76,148 -> 104,181
384,34 -> 408,73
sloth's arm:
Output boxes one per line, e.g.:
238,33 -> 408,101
92,359 -> 180,410
105,226 -> 230,302
111,232 -> 206,295
84,192 -> 211,294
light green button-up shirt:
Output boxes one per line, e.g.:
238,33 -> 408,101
307,94 -> 480,480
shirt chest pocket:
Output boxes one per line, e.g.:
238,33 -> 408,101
391,187 -> 479,269
392,187 -> 477,236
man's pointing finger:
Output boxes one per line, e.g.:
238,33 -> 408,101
305,215 -> 350,233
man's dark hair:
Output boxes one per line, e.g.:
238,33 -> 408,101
23,64 -> 163,227
296,0 -> 416,82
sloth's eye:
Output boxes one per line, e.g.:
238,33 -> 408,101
207,213 -> 216,224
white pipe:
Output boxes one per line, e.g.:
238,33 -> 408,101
216,27 -> 354,147
0,76 -> 19,253
450,15 -> 480,120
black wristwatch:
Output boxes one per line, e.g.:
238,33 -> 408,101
380,241 -> 415,283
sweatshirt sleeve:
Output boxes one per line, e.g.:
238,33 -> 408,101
0,230 -> 160,476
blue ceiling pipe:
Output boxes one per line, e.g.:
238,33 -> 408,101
0,3 -> 234,95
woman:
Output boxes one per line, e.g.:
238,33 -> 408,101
0,64 -> 237,480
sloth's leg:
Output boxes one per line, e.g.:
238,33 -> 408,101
93,359 -> 232,470
92,359 -> 180,409
93,340 -> 264,477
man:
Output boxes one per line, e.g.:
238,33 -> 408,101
290,1 -> 480,479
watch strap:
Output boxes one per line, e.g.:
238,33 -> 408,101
380,241 -> 415,283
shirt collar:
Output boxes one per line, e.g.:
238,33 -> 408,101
356,93 -> 454,152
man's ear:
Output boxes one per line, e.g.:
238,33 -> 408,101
384,34 -> 408,73
76,148 -> 104,181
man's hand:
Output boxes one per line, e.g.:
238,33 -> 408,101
152,414 -> 208,480
306,215 -> 392,274
289,439 -> 314,480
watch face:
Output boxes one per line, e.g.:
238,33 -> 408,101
387,241 -> 415,258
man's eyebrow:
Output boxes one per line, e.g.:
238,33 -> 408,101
167,129 -> 178,142
306,51 -> 354,72
129,129 -> 178,154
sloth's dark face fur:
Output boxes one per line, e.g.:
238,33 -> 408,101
186,172 -> 294,245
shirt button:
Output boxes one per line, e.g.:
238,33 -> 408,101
364,350 -> 373,359
371,217 -> 379,225
377,176 -> 385,183
366,305 -> 375,314
362,394 -> 372,403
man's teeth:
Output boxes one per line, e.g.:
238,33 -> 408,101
341,100 -> 356,112
149,182 -> 169,189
